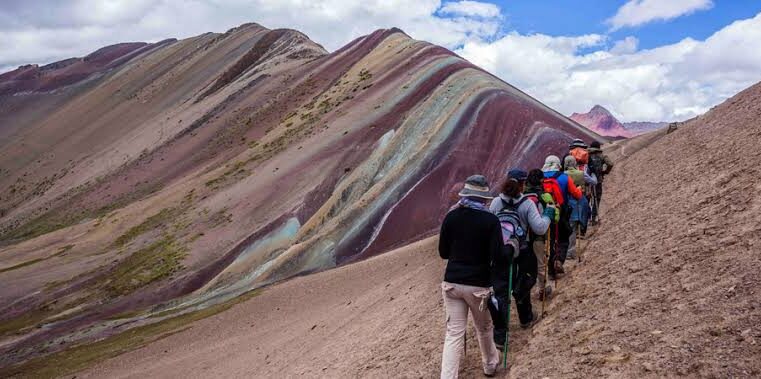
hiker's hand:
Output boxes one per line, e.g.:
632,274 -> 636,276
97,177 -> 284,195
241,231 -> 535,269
541,193 -> 554,205
506,238 -> 520,258
542,205 -> 555,220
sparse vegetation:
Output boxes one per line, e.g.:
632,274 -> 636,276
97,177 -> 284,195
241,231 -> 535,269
103,236 -> 186,298
207,208 -> 233,227
111,207 -> 180,248
358,68 -> 372,81
0,307 -> 58,337
0,290 -> 260,379
0,245 -> 74,274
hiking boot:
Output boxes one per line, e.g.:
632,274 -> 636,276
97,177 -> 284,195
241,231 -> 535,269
484,357 -> 499,377
521,312 -> 540,329
538,286 -> 553,300
554,261 -> 565,274
567,250 -> 577,260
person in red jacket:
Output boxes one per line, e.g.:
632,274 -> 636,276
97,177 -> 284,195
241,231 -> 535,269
541,155 -> 582,275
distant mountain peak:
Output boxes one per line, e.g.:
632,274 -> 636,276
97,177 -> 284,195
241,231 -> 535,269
570,105 -> 670,138
570,105 -> 629,138
589,104 -> 612,115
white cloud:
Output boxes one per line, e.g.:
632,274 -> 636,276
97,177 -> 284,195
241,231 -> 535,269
458,12 -> 761,122
610,36 -> 639,54
607,0 -> 713,31
0,0 -> 503,69
1,1 -> 759,123
440,1 -> 501,18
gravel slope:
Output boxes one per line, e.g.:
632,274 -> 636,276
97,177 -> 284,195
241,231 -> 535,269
510,82 -> 761,378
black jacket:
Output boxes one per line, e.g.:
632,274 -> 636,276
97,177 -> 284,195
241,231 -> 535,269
439,207 -> 512,288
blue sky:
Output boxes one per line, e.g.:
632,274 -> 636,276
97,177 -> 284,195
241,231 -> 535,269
2,0 -> 761,122
495,0 -> 761,49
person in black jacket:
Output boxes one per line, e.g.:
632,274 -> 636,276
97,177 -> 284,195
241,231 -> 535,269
439,175 -> 508,378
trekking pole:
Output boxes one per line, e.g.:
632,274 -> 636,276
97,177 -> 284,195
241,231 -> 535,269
576,223 -> 582,264
554,224 -> 559,291
541,226 -> 550,317
503,259 -> 514,369
591,186 -> 599,224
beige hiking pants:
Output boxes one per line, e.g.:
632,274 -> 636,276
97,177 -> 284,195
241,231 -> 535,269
533,240 -> 548,289
440,282 -> 499,379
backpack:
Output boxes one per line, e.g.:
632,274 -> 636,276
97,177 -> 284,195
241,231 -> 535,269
495,197 -> 530,252
588,154 -> 604,177
570,148 -> 589,165
542,172 -> 564,207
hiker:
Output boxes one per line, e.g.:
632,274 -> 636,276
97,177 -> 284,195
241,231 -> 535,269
488,169 -> 555,343
541,155 -> 582,276
439,175 -> 504,378
563,139 -> 589,172
524,169 -> 554,299
563,156 -> 597,259
587,141 -> 613,224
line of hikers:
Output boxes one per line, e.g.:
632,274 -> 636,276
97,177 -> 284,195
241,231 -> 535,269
438,139 -> 613,378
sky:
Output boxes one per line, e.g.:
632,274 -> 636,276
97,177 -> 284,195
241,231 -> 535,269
2,0 -> 761,122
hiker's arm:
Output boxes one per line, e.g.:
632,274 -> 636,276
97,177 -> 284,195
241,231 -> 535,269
438,215 -> 451,259
526,202 -> 550,235
568,178 -> 583,200
603,155 -> 614,175
583,171 -> 598,185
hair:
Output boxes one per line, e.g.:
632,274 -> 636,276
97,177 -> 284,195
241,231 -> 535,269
564,155 -> 578,170
527,169 -> 544,186
501,177 -> 524,198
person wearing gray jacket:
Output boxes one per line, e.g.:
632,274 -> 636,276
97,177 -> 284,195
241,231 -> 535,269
489,191 -> 552,237
488,169 -> 554,334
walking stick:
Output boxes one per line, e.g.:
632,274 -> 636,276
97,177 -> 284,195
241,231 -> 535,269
591,186 -> 599,224
503,259 -> 514,369
541,226 -> 550,317
554,223 -> 559,291
576,222 -> 583,264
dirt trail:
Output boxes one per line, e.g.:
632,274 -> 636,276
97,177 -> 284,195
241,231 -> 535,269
79,235 -> 540,378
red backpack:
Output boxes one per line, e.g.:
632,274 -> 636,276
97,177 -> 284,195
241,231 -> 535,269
542,172 -> 564,207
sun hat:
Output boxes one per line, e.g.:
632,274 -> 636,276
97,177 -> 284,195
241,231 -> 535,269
542,155 -> 562,172
569,139 -> 588,149
457,174 -> 493,199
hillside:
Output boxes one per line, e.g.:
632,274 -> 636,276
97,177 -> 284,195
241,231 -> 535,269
69,80 -> 761,378
0,23 -> 599,370
512,82 -> 761,377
